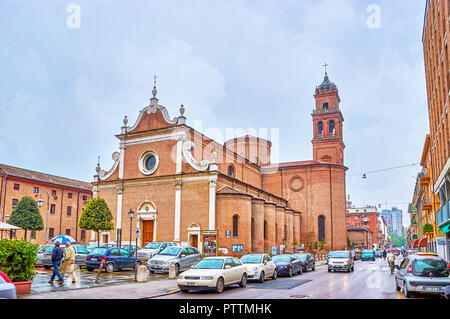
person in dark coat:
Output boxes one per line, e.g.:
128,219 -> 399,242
48,241 -> 64,284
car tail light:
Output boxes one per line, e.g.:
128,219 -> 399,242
407,264 -> 413,273
86,256 -> 88,261
102,257 -> 108,262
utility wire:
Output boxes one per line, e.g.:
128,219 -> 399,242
348,163 -> 419,177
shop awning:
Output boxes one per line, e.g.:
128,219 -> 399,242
418,238 -> 428,248
0,222 -> 20,231
438,223 -> 450,234
412,239 -> 419,247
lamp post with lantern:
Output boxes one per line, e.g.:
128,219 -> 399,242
128,209 -> 134,250
36,191 -> 58,244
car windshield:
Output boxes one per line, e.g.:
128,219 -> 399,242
413,259 -> 449,277
330,252 -> 349,258
294,254 -> 307,260
193,259 -> 224,269
362,250 -> 373,254
89,248 -> 107,255
144,243 -> 161,249
241,255 -> 263,264
159,247 -> 182,256
43,246 -> 54,253
273,255 -> 291,263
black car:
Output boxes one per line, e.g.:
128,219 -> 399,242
272,254 -> 302,277
293,253 -> 315,272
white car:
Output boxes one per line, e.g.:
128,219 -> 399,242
240,253 -> 277,283
177,257 -> 248,293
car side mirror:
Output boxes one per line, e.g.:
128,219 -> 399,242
263,261 -> 267,265
225,265 -> 232,269
180,254 -> 186,258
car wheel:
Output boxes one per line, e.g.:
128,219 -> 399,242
105,263 -> 114,273
312,265 -> 315,271
403,286 -> 413,298
87,267 -> 93,272
272,269 -> 277,280
288,267 -> 293,277
44,266 -> 51,270
328,268 -> 331,273
303,266 -> 308,273
239,274 -> 247,288
351,266 -> 354,272
298,266 -> 303,275
259,271 -> 265,283
215,277 -> 224,293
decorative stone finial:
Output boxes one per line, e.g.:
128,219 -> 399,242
211,150 -> 218,163
96,156 -> 101,173
180,104 -> 185,116
123,115 -> 128,126
152,75 -> 157,98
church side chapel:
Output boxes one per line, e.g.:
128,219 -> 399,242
93,70 -> 347,254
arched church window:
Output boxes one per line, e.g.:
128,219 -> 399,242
233,215 -> 239,237
318,215 -> 325,241
318,121 -> 323,138
227,165 -> 234,177
329,120 -> 335,137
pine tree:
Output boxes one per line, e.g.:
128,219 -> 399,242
78,197 -> 114,247
8,196 -> 44,240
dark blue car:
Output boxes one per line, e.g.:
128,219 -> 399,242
272,254 -> 302,277
86,247 -> 142,273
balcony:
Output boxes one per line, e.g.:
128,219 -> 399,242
436,200 -> 450,227
420,167 -> 430,186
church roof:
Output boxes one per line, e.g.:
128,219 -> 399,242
317,72 -> 337,91
0,163 -> 92,191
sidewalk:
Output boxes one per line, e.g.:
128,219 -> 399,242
21,276 -> 180,299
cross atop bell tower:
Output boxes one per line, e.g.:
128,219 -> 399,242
311,67 -> 345,165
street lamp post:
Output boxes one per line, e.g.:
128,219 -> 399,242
36,191 -> 57,244
128,209 -> 134,250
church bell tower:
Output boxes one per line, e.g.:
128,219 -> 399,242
311,66 -> 345,165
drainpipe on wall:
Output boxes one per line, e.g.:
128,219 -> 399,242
75,191 -> 80,242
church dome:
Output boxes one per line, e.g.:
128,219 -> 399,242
317,73 -> 337,90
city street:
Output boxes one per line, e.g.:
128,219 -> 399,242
156,258 -> 443,300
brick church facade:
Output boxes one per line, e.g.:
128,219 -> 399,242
93,72 -> 347,254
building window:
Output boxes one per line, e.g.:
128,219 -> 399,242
10,230 -> 15,239
318,121 -> 323,137
318,215 -> 325,241
251,218 -> 255,239
65,229 -> 71,236
67,206 -> 72,216
33,187 -> 39,194
12,199 -> 18,209
264,221 -> 268,240
49,228 -> 54,238
139,150 -> 160,175
81,230 -> 86,241
329,120 -> 335,136
52,190 -> 57,197
31,230 -> 36,239
232,215 -> 239,237
68,192 -> 73,199
227,165 -> 234,177
323,102 -> 329,110
13,183 -> 20,190
82,195 -> 87,201
254,157 -> 258,164
50,204 -> 56,215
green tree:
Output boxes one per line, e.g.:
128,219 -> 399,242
78,197 -> 114,247
8,196 -> 43,241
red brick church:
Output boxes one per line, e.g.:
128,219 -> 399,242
93,71 -> 347,254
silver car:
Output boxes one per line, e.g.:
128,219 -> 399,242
327,250 -> 354,272
0,276 -> 16,299
41,245 -> 90,269
147,246 -> 201,274
137,242 -> 175,261
394,254 -> 450,298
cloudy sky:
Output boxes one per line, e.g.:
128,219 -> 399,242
0,0 -> 429,226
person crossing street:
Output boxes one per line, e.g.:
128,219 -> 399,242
61,242 -> 76,283
48,242 -> 64,284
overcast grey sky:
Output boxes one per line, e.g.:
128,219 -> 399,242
0,0 -> 429,226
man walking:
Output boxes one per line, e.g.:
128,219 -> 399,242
61,241 -> 76,283
49,242 -> 64,284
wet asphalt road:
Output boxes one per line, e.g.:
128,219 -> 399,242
156,258 -> 444,299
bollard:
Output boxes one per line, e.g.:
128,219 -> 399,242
136,265 -> 148,282
168,263 -> 177,279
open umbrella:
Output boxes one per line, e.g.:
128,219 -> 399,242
51,235 -> 76,244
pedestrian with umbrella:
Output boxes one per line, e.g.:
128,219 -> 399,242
48,241 -> 64,284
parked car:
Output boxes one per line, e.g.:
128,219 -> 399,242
86,247 -> 142,273
177,257 -> 248,293
328,250 -> 354,272
36,245 -> 53,267
375,251 -> 382,258
137,242 -> 175,261
101,243 -> 116,248
293,253 -> 315,272
394,254 -> 450,298
41,245 -> 90,269
147,246 -> 201,274
0,270 -> 16,299
361,249 -> 376,261
272,254 -> 302,277
413,252 -> 439,257
326,251 -> 332,264
77,244 -> 99,252
123,245 -> 139,255
240,253 -> 277,282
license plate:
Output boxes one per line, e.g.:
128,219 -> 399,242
335,265 -> 342,267
153,265 -> 161,269
91,258 -> 97,261
422,286 -> 442,292
186,282 -> 196,286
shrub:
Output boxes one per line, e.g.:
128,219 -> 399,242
0,239 -> 39,282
